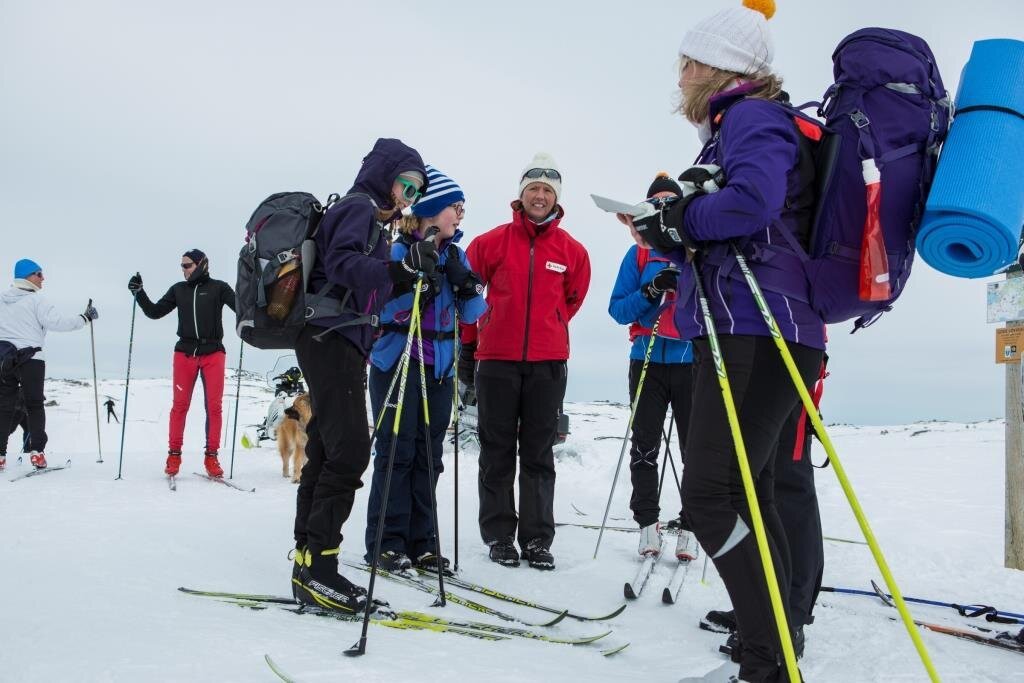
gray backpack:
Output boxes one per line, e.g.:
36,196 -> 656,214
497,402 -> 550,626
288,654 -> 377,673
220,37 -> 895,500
235,191 -> 383,350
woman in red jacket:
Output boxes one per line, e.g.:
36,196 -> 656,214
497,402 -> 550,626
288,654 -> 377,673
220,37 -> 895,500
459,152 -> 591,570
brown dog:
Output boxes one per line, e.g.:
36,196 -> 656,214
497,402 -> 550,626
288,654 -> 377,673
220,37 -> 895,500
277,393 -> 310,483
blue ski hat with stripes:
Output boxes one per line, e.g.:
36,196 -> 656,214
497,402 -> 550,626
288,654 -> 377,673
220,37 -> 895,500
411,165 -> 465,218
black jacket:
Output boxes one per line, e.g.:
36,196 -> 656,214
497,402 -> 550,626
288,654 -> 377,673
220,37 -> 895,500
137,273 -> 235,356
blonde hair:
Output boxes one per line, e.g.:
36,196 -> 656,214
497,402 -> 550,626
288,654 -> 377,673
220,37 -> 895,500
397,213 -> 423,235
675,59 -> 784,124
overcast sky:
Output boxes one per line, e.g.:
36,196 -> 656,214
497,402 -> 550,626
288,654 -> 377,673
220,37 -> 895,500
3,0 -> 1022,425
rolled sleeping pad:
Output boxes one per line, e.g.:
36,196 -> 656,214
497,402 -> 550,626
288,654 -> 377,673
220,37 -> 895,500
916,38 -> 1024,278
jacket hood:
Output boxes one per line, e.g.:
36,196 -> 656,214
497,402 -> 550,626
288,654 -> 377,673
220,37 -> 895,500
350,138 -> 427,211
3,283 -> 35,303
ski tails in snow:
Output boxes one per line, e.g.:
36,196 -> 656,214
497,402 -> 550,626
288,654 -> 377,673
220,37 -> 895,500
625,539 -> 667,599
192,472 -> 255,492
9,464 -> 70,482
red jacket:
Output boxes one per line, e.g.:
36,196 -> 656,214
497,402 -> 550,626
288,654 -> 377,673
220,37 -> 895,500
463,203 -> 591,362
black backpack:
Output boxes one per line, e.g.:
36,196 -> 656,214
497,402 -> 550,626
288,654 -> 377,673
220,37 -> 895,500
0,341 -> 40,378
235,191 -> 385,350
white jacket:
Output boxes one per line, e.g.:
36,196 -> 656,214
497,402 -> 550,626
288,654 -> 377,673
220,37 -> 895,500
0,280 -> 86,361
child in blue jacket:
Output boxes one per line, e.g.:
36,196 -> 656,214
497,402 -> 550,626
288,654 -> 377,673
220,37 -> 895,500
365,166 -> 486,572
608,172 -> 695,562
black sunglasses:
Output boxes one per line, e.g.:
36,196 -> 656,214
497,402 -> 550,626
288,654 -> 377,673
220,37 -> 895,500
522,168 -> 561,182
181,262 -> 196,270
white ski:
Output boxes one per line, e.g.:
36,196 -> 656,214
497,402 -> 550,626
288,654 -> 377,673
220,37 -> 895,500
662,560 -> 691,604
192,472 -> 255,492
624,539 -> 667,599
9,465 -> 69,482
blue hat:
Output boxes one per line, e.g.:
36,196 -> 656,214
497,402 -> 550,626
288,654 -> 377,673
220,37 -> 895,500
14,259 -> 42,279
411,165 -> 465,218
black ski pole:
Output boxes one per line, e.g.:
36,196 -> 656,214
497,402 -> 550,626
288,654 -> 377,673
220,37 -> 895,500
88,298 -> 103,463
414,285 -> 446,604
452,306 -> 461,573
345,271 -> 427,658
229,339 -> 244,479
116,287 -> 139,480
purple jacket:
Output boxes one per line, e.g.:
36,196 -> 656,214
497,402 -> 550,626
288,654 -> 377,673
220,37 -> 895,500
307,138 -> 427,356
672,87 -> 826,350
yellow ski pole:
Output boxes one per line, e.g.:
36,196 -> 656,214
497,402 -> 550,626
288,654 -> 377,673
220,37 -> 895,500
729,243 -> 939,682
689,258 -> 801,683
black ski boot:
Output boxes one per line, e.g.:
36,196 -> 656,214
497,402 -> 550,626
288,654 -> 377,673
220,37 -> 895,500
413,551 -> 452,574
294,548 -> 367,613
701,608 -> 738,633
373,550 -> 413,574
488,541 -> 520,567
521,539 -> 555,571
289,546 -> 304,601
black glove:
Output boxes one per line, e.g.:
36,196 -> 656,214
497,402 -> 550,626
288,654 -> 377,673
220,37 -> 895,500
444,245 -> 483,299
128,273 -> 143,294
388,240 -> 438,286
632,196 -> 700,253
642,265 -> 681,301
457,342 -> 476,393
81,303 -> 99,322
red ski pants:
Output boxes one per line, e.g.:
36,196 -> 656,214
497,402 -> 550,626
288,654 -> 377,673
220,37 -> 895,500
169,351 -> 225,453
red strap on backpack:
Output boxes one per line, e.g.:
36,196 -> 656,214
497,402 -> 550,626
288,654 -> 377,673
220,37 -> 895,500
792,358 -> 828,462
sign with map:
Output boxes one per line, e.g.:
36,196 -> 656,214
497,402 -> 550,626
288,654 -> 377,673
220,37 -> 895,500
987,277 -> 1024,323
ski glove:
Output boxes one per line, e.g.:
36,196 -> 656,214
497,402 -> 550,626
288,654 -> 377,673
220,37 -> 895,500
388,239 -> 439,286
633,164 -> 725,253
128,273 -> 143,294
81,303 -> 99,322
642,265 -> 681,302
444,245 -> 483,299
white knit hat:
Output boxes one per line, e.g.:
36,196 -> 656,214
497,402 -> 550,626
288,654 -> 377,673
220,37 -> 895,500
518,152 -> 562,202
678,0 -> 776,76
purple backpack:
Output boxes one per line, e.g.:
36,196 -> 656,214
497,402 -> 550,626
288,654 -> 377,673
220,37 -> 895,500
781,28 -> 951,330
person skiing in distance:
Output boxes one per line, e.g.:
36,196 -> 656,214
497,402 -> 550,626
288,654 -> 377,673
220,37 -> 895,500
290,137 -> 429,613
619,1 -> 827,680
127,249 -> 235,478
608,172 -> 696,562
0,259 -> 98,471
103,397 -> 119,423
365,165 -> 486,573
459,152 -> 591,570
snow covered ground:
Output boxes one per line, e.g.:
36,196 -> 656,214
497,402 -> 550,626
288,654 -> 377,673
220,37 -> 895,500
2,374 -> 1022,682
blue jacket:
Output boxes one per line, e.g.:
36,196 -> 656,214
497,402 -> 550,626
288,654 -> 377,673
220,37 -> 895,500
609,244 -> 693,364
671,85 -> 826,350
370,230 -> 486,380
306,138 -> 427,356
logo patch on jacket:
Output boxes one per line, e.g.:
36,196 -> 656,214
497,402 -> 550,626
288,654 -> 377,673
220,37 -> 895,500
545,261 -> 567,274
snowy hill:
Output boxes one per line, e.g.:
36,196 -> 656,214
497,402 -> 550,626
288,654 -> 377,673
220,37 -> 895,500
2,376 -> 1022,682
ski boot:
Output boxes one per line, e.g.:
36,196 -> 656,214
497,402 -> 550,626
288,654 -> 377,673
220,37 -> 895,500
700,608 -> 737,634
488,541 -> 520,567
521,539 -> 555,570
372,550 -> 413,574
674,529 -> 697,561
288,546 -> 304,601
165,450 -> 182,476
29,451 -> 47,469
638,522 -> 663,556
0,456 -> 6,472
204,451 -> 224,478
294,548 -> 367,613
413,550 -> 452,575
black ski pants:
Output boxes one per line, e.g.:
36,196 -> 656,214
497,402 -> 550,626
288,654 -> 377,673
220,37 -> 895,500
682,335 -> 822,683
476,359 -> 566,550
293,328 -> 372,554
0,359 -> 46,457
627,360 -> 693,527
773,404 -> 824,629
365,362 -> 452,561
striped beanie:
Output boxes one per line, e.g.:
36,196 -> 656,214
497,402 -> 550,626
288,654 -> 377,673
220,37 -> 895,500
411,165 -> 465,218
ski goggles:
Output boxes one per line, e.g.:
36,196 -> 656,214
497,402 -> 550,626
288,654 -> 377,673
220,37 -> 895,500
521,168 -> 561,182
396,177 -> 423,202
